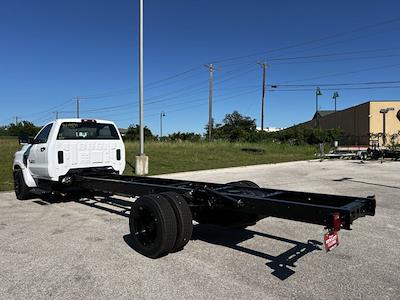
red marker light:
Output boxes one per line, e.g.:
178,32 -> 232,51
332,212 -> 341,232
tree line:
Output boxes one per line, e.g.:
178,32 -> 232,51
0,111 -> 343,145
0,121 -> 41,137
124,111 -> 342,145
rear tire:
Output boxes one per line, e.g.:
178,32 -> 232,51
160,192 -> 193,252
129,194 -> 177,258
13,169 -> 33,200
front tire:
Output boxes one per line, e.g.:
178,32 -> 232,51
13,169 -> 33,200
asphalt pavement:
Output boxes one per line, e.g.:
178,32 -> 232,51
0,159 -> 399,299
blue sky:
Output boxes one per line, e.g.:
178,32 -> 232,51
1,0 -> 400,135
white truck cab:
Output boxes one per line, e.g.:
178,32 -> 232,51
13,118 -> 125,199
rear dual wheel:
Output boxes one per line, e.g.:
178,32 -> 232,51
160,192 -> 193,253
129,192 -> 192,258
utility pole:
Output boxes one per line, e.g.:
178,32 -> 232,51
135,0 -> 148,175
205,64 -> 215,141
15,116 -> 19,125
257,62 -> 267,131
53,111 -> 59,119
75,97 -> 80,118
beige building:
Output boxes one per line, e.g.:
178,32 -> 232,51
301,100 -> 400,146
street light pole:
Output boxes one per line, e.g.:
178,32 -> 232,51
332,91 -> 339,112
315,87 -> 322,113
332,91 -> 339,129
139,0 -> 144,155
76,97 -> 80,118
315,87 -> 322,128
380,107 -> 394,145
205,64 -> 215,141
160,111 -> 165,138
135,0 -> 148,175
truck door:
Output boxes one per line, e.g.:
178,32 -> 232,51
28,123 -> 53,178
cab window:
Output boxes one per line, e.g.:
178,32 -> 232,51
35,123 -> 53,144
57,122 -> 120,140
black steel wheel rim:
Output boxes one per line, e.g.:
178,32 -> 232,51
132,206 -> 158,247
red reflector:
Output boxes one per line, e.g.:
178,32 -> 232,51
332,212 -> 341,231
324,231 -> 339,252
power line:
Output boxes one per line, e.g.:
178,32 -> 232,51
145,66 -> 202,88
208,17 -> 400,64
18,99 -> 74,120
277,63 -> 400,84
267,49 -> 400,62
58,30 -> 400,106
114,88 -> 261,123
23,78 -> 400,124
76,67 -> 203,100
84,87 -> 260,121
6,16 -> 400,126
143,64 -> 256,103
268,85 -> 400,92
79,82 -> 260,117
273,25 -> 400,59
215,46 -> 400,70
270,53 -> 400,65
59,83 -> 400,123
271,80 -> 400,87
63,46 -> 400,106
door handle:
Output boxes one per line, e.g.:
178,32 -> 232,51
40,147 -> 46,152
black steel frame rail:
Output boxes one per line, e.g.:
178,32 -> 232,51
73,174 -> 376,231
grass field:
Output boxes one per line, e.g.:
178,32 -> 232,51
0,139 -> 315,191
0,138 -> 20,191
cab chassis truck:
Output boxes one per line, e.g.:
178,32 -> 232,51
14,119 -> 376,259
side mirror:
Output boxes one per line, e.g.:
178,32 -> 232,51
18,135 -> 35,145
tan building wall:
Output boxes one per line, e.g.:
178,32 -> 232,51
301,102 -> 370,145
328,102 -> 369,145
299,100 -> 400,146
369,101 -> 400,146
